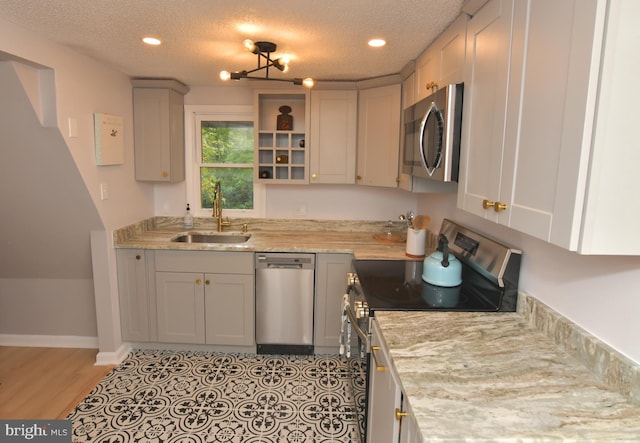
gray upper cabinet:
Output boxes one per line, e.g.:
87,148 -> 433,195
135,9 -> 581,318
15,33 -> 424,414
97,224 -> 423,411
309,90 -> 357,184
132,79 -> 189,182
357,84 -> 402,188
413,13 -> 467,105
459,0 -> 640,254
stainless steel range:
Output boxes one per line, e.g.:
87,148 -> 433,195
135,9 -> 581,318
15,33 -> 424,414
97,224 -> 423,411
341,218 -> 522,356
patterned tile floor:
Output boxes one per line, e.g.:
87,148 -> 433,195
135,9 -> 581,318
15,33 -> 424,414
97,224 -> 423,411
67,350 -> 366,442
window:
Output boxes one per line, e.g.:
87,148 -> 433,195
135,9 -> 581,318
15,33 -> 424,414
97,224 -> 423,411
185,105 -> 264,218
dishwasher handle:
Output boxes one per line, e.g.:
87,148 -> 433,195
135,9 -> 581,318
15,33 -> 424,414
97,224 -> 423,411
267,263 -> 303,269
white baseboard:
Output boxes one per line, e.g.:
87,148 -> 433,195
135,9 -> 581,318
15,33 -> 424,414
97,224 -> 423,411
0,334 -> 98,349
95,342 -> 131,366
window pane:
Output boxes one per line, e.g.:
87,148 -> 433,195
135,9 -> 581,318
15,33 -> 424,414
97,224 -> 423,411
201,121 -> 253,164
200,167 -> 254,210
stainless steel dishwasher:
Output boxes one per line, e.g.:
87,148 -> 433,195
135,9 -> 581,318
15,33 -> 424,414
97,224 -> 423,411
255,252 -> 315,355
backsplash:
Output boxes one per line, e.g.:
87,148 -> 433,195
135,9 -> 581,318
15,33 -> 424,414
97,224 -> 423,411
519,292 -> 640,405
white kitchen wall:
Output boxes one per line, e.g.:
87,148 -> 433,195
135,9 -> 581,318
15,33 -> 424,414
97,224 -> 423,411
419,193 -> 640,364
265,184 -> 416,221
0,17 -> 153,357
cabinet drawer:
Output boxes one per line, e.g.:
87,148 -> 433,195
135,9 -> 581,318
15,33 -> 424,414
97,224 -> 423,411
154,250 -> 254,274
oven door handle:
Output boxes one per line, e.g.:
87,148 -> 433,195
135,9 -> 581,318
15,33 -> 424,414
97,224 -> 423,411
345,304 -> 369,347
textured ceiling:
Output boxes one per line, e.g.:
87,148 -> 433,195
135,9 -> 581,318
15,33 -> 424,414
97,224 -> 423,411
0,0 -> 465,87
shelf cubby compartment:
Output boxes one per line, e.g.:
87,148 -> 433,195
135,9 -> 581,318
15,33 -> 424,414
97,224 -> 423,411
292,133 -> 305,148
275,166 -> 289,180
291,150 -> 305,165
259,166 -> 273,179
258,150 -> 274,164
291,167 -> 305,180
258,132 -> 274,148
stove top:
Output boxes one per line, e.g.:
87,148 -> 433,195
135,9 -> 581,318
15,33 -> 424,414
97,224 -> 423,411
352,259 -> 516,312
351,219 -> 522,313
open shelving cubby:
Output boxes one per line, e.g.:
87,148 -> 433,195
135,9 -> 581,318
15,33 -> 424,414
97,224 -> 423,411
255,90 -> 309,183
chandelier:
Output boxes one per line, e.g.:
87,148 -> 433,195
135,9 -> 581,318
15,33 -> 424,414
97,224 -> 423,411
220,39 -> 314,88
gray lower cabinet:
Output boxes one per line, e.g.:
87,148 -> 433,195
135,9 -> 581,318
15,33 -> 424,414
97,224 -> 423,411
117,249 -> 254,347
314,253 -> 353,353
368,318 -> 423,443
155,271 -> 206,344
205,273 -> 254,346
116,249 -> 151,342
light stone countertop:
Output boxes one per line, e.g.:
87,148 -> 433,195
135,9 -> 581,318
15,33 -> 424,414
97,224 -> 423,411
113,217 -> 435,260
375,299 -> 640,442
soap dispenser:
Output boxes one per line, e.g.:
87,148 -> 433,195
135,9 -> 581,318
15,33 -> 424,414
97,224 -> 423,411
184,204 -> 194,229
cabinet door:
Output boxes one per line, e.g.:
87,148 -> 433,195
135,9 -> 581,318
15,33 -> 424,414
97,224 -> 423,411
309,90 -> 357,184
457,0 -> 515,220
399,396 -> 424,443
414,48 -> 438,103
357,84 -> 401,188
367,320 -> 402,443
155,272 -> 205,344
314,254 -> 353,351
414,14 -> 467,103
133,87 -> 185,182
116,249 -> 150,342
205,273 -> 254,346
437,14 -> 467,86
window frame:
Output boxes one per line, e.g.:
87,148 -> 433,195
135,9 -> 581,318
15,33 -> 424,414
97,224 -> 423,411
184,105 -> 265,218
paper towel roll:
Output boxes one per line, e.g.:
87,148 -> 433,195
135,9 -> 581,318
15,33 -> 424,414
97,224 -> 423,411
406,228 -> 426,258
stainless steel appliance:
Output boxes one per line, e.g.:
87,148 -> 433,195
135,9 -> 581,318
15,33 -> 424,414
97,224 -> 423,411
402,84 -> 463,181
255,252 -> 315,355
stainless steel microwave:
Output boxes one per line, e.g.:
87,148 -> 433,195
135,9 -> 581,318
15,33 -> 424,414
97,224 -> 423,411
402,83 -> 463,182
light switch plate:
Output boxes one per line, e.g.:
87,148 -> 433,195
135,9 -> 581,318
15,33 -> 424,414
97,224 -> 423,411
100,183 -> 109,200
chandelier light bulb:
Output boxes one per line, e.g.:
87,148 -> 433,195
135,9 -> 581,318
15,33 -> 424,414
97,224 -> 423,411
220,70 -> 231,81
243,39 -> 256,53
302,78 -> 314,88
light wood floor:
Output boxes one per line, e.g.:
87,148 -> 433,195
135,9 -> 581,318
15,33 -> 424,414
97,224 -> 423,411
0,346 -> 114,419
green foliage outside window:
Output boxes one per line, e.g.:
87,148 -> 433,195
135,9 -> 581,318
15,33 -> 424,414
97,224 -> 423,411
200,121 -> 253,210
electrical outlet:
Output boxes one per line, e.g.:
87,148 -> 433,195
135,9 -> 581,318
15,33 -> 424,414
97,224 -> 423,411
100,183 -> 109,200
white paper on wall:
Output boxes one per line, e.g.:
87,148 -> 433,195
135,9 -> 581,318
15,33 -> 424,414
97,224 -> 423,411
94,112 -> 124,165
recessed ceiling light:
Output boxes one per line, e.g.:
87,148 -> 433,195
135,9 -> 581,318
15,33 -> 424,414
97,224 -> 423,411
142,37 -> 162,46
368,39 -> 386,48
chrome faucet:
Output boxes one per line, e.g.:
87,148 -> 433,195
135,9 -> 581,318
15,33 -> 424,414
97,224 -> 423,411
212,180 -> 231,232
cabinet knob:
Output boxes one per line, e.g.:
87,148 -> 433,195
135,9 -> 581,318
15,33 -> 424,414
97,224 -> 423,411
205,279 -> 210,285
135,255 -> 141,260
425,81 -> 438,91
483,199 -> 508,212
494,202 -> 508,212
195,279 -> 201,285
395,408 -> 408,421
357,175 -> 362,180
311,173 -> 317,179
162,171 -> 168,178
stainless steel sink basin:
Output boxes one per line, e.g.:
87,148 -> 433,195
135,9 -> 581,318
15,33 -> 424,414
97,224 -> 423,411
172,232 -> 251,244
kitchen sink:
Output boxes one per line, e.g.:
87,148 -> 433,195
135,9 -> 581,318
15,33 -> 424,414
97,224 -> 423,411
172,232 -> 251,244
